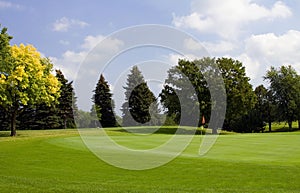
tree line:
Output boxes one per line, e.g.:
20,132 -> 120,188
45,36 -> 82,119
92,58 -> 300,133
1,24 -> 300,135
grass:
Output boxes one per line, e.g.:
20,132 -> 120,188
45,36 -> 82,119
1,128 -> 300,192
270,121 -> 299,132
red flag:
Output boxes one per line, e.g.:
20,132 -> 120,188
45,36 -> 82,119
201,115 -> 205,125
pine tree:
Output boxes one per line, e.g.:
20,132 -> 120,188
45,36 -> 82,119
121,66 -> 159,126
93,74 -> 116,127
56,70 -> 76,128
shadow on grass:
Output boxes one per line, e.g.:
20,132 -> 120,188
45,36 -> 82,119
114,127 -> 206,135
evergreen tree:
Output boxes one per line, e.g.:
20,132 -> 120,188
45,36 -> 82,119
16,70 -> 77,130
56,70 -> 76,128
121,66 -> 159,126
93,74 -> 116,127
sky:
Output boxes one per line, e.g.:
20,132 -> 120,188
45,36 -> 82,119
1,0 -> 300,112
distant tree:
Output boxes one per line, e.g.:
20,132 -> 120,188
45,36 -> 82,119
254,85 -> 276,132
265,65 -> 300,131
121,66 -> 158,126
93,74 -> 116,127
56,69 -> 76,129
76,110 -> 92,128
89,104 -> 100,128
0,43 -> 61,136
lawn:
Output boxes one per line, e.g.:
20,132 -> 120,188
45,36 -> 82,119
0,128 -> 300,192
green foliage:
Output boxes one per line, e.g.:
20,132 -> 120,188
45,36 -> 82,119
89,104 -> 100,128
122,66 -> 159,126
0,42 -> 61,136
0,25 -> 12,70
0,105 -> 9,130
265,65 -> 300,130
216,58 -> 257,131
93,74 -> 116,127
160,58 -> 210,126
55,69 -> 76,129
161,57 -> 255,132
254,85 -> 277,132
76,110 -> 94,128
10,70 -> 76,130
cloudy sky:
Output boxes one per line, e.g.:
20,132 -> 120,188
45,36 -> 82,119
1,0 -> 300,111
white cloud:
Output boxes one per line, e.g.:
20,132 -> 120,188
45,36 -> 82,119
245,30 -> 300,68
237,53 -> 262,82
81,35 -> 105,50
0,1 -> 23,9
165,53 -> 199,66
52,17 -> 89,32
232,30 -> 300,86
183,38 -> 203,51
51,35 -> 124,80
173,0 -> 292,39
202,40 -> 236,55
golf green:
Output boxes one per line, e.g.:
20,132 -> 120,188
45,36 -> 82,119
1,129 -> 300,192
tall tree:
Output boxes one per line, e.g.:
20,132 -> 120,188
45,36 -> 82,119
121,66 -> 158,126
265,65 -> 300,131
160,58 -> 210,127
161,57 -> 255,132
93,74 -> 116,127
56,69 -> 76,129
0,43 -> 61,136
216,58 -> 257,131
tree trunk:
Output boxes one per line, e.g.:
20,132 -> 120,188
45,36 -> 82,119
212,128 -> 217,134
268,120 -> 272,132
64,118 -> 67,129
298,119 -> 300,130
10,110 -> 17,136
288,121 -> 292,131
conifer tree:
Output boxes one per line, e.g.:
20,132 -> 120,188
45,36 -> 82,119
55,70 -> 76,128
121,66 -> 159,126
93,74 -> 116,127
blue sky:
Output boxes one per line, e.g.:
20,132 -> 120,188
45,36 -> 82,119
1,0 -> 300,111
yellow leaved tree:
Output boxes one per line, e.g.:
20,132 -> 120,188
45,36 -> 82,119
0,43 -> 61,136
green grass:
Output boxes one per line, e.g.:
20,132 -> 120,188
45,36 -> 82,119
1,128 -> 300,192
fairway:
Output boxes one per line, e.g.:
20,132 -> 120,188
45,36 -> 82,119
1,129 -> 300,192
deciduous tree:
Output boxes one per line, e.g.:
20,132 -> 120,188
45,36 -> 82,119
265,66 -> 300,131
0,43 -> 60,136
